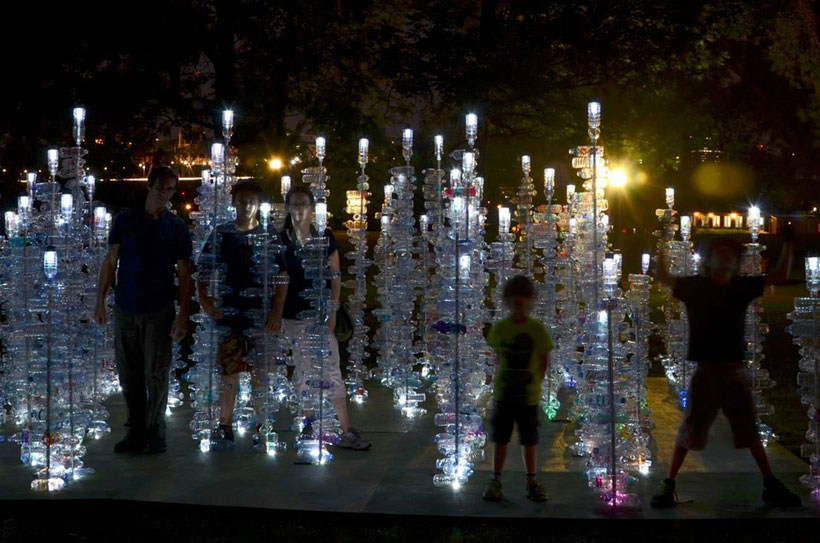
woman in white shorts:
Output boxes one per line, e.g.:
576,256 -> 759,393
266,186 -> 370,450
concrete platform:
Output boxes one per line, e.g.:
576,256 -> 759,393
0,378 -> 816,519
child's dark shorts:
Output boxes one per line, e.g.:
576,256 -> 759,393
675,363 -> 759,450
491,401 -> 539,446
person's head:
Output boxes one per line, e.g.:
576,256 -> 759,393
503,275 -> 536,318
146,166 -> 179,209
231,180 -> 262,223
703,237 -> 743,284
284,185 -> 315,230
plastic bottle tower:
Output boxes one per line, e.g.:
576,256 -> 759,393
552,183 -> 582,389
486,206 -> 514,315
417,138 -> 447,383
342,138 -> 373,403
534,168 -> 562,420
187,110 -> 238,452
431,114 -> 490,488
788,256 -> 820,498
566,103 -> 642,506
624,253 -> 654,474
0,108 -> 110,491
515,155 -> 537,278
374,130 -> 427,416
372,184 -> 396,383
654,189 -> 696,408
292,136 -> 342,464
740,206 -> 777,446
244,202 -> 290,454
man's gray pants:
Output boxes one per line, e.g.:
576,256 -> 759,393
114,304 -> 175,438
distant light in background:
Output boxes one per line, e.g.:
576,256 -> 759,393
185,203 -> 192,210
268,157 -> 283,171
609,168 -> 627,188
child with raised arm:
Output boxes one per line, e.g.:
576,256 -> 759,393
483,275 -> 553,502
651,236 -> 801,508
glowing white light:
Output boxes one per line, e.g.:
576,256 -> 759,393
521,155 -> 531,176
641,253 -> 651,275
281,175 -> 291,196
73,107 -> 86,124
665,188 -> 675,209
459,254 -> 471,278
567,184 -> 576,202
259,202 -> 271,225
358,138 -> 369,166
465,113 -> 478,145
60,194 -> 73,219
222,109 -> 234,132
434,135 -> 444,160
315,202 -> 328,232
450,168 -> 461,186
462,152 -> 475,175
315,137 -> 326,160
680,215 -> 691,240
498,207 -> 511,234
384,184 -> 394,201
587,101 -> 601,131
43,250 -> 58,280
544,168 -> 555,193
5,212 -> 18,238
201,170 -> 211,184
402,128 -> 413,154
211,143 -> 225,165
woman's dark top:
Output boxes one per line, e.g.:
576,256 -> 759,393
279,227 -> 338,320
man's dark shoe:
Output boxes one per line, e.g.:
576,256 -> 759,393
114,431 -> 145,454
650,478 -> 677,509
143,432 -> 167,455
219,424 -> 235,443
763,477 -> 802,507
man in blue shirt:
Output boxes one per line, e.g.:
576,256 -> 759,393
94,166 -> 193,454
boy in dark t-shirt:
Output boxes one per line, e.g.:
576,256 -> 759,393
651,237 -> 801,508
198,181 -> 287,443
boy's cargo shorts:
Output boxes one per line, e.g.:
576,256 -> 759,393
491,401 -> 539,446
675,363 -> 760,450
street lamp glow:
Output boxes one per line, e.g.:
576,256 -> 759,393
268,157 -> 283,171
609,168 -> 627,188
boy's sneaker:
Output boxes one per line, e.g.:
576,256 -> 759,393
143,432 -> 167,455
650,478 -> 677,508
113,431 -> 145,454
338,428 -> 371,450
483,478 -> 503,501
763,477 -> 802,507
525,477 -> 548,502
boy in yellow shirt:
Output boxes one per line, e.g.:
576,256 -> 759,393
483,275 -> 553,502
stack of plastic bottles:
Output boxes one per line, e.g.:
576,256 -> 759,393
741,207 -> 776,446
654,190 -> 696,408
292,137 -> 342,464
187,110 -> 239,452
0,107 -> 110,491
416,138 -> 447,380
244,203 -> 290,454
342,138 -> 372,403
431,114 -> 491,489
564,103 -> 642,507
552,185 -> 582,388
787,256 -> 820,499
533,168 -> 562,420
515,156 -> 537,278
486,206 -> 514,316
375,130 -> 426,417
624,254 -> 654,474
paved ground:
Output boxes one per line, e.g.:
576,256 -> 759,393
0,377 -> 816,519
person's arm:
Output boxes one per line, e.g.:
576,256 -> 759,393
266,272 -> 289,333
171,259 -> 193,342
93,245 -> 119,326
197,278 -> 223,319
328,250 -> 341,331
